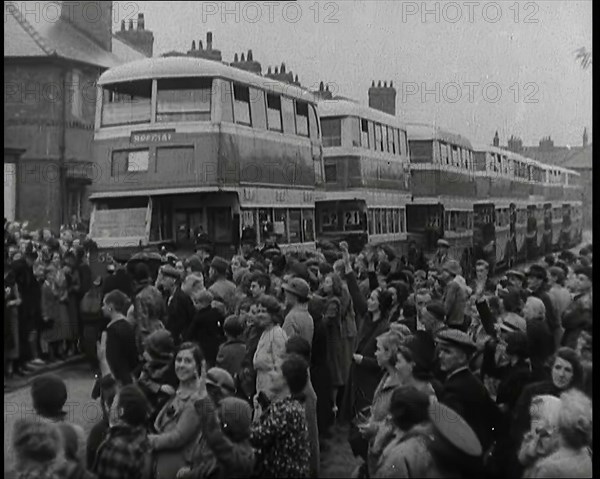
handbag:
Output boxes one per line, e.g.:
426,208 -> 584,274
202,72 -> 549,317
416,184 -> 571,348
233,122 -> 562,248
348,406 -> 371,461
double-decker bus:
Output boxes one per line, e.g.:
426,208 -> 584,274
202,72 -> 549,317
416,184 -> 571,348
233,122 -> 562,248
315,99 -> 411,253
88,57 -> 323,259
406,123 -> 475,277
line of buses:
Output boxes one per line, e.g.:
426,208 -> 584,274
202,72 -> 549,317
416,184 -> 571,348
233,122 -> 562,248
88,56 -> 583,277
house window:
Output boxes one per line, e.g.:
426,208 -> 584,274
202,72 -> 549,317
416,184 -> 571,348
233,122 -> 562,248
266,94 -> 283,131
70,69 -> 82,119
233,84 -> 251,126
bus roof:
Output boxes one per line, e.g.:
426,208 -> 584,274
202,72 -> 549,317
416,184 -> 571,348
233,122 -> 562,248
318,98 -> 407,130
98,56 -> 316,102
406,122 -> 473,150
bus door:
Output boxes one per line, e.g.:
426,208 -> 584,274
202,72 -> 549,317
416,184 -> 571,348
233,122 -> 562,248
175,210 -> 203,250
208,207 -> 234,258
473,203 -> 495,264
406,203 -> 444,253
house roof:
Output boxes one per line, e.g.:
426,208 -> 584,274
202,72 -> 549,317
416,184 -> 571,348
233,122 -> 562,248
4,1 -> 146,67
519,146 -> 585,166
562,144 -> 592,169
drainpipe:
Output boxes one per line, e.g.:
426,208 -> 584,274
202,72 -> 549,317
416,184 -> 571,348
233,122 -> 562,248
59,67 -> 67,228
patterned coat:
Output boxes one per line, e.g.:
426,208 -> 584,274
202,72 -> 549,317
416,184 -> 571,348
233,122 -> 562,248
250,396 -> 310,478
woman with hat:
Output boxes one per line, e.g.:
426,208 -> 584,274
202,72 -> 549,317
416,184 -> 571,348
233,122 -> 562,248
510,347 -> 584,477
252,295 -> 288,420
149,342 -> 206,479
339,245 -> 393,448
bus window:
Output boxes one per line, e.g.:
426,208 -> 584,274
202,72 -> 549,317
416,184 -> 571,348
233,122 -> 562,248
349,117 -> 361,147
156,77 -> 212,123
258,208 -> 273,239
302,209 -> 314,242
409,140 -> 433,164
440,142 -> 449,165
281,97 -> 296,134
295,101 -> 309,137
399,209 -> 405,232
375,209 -> 382,234
361,119 -> 369,148
388,127 -> 395,154
220,80 -> 234,123
266,94 -> 283,132
321,118 -> 341,147
374,124 -> 383,152
368,121 -> 376,151
308,105 -> 319,140
233,84 -> 252,126
101,80 -> 151,126
250,88 -> 267,130
396,129 -> 402,156
386,209 -> 393,233
289,209 -> 302,243
382,125 -> 389,153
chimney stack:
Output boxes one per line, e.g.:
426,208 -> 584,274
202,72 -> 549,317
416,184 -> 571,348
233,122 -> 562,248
138,13 -> 145,30
207,32 -> 213,50
368,80 -> 397,116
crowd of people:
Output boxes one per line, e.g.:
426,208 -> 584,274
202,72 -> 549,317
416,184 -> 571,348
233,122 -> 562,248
4,217 -> 95,384
6,229 -> 593,478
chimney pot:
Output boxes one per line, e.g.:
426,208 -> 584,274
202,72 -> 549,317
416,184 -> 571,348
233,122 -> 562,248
191,40 -> 196,50
295,74 -> 298,82
128,18 -> 134,30
234,53 -> 239,62
248,49 -> 253,61
275,66 -> 279,74
120,19 -> 125,31
267,66 -> 272,74
371,80 -> 375,87
207,31 -> 213,50
319,81 -> 324,91
384,81 -> 387,87
390,80 -> 394,87
378,80 -> 382,87
241,52 -> 245,62
138,13 -> 144,30
198,40 -> 203,50
326,85 -> 330,92
281,62 -> 286,73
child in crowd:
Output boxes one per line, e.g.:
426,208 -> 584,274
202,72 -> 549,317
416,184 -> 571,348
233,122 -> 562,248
216,315 -> 247,379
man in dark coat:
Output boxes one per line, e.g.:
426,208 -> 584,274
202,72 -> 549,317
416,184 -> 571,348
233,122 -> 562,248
436,328 -> 501,453
167,273 -> 202,345
12,248 -> 38,370
525,265 -> 559,341
185,290 -> 225,367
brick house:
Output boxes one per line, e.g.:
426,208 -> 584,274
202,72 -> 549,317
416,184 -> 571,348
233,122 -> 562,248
4,1 -> 153,232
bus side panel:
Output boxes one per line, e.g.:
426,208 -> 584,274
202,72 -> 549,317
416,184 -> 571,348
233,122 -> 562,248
220,132 -> 315,188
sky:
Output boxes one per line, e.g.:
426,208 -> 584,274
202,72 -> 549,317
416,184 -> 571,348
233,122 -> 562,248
114,0 -> 592,147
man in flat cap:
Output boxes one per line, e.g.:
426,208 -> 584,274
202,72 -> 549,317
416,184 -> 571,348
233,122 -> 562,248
436,328 -> 501,453
432,238 -> 451,272
282,277 -> 314,345
561,265 -> 592,349
526,264 -> 559,344
440,260 -> 467,331
208,257 -> 236,314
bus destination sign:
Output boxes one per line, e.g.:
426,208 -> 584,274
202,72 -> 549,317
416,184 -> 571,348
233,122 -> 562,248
131,130 -> 176,144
